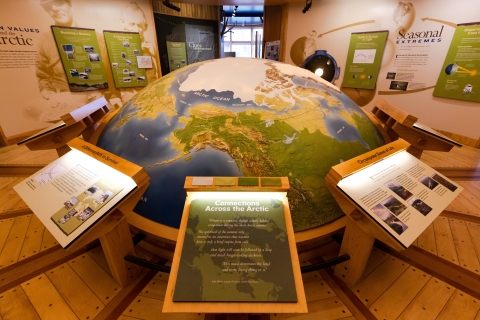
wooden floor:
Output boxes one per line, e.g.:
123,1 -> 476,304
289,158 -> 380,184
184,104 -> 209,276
0,144 -> 479,319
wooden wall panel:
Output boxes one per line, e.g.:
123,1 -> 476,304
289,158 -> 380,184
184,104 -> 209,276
263,5 -> 283,59
152,1 -> 219,20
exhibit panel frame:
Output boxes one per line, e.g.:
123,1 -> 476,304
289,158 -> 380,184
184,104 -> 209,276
13,137 -> 150,287
325,139 -> 462,287
163,177 -> 308,314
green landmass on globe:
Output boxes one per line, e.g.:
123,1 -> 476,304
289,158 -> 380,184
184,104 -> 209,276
96,58 -> 385,231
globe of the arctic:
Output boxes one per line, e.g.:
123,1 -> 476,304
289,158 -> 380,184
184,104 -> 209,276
96,58 -> 385,232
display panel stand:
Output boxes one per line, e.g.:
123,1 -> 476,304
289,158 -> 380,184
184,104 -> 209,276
326,140 -> 408,287
372,98 -> 461,158
15,137 -> 149,288
325,138 -> 462,287
18,97 -> 111,157
163,176 -> 307,314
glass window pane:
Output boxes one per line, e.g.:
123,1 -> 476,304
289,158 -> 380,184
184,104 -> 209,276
232,44 -> 252,57
223,32 -> 231,41
224,43 -> 231,52
232,29 -> 251,41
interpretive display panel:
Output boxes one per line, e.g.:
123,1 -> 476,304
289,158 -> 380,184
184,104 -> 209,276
341,31 -> 388,89
173,193 -> 297,302
337,151 -> 462,248
166,41 -> 187,72
433,22 -> 480,102
51,26 -> 109,92
103,30 -> 147,88
14,147 -> 137,248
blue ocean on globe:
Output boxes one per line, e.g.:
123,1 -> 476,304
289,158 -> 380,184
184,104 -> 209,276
96,58 -> 385,231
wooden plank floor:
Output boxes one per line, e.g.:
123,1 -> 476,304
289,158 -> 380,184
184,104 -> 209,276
0,145 -> 57,166
0,215 -> 58,270
353,247 -> 480,320
0,177 -> 30,217
422,146 -> 480,170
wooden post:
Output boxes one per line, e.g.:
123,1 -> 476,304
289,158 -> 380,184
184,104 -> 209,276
334,218 -> 374,287
100,217 -> 142,287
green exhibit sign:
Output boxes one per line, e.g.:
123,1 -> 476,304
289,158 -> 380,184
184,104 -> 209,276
103,30 -> 147,88
166,41 -> 187,72
433,22 -> 480,103
341,31 -> 389,90
173,195 -> 297,302
51,26 -> 109,92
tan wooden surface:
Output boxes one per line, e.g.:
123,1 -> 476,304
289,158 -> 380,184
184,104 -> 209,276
67,137 -> 148,184
46,263 -> 105,319
21,274 -> 79,320
40,229 -> 58,252
353,255 -> 409,307
0,145 -> 57,165
272,297 -> 352,319
18,215 -> 45,261
24,121 -> 86,151
334,219 -> 375,288
397,278 -> 454,319
0,218 -> 15,257
416,223 -> 437,255
67,253 -> 120,304
369,266 -> 431,319
99,217 -> 142,287
449,219 -> 480,273
0,286 -> 41,320
87,246 -> 111,275
436,289 -> 480,319
373,98 -> 418,127
361,247 -> 390,279
0,215 -> 32,269
433,217 -> 460,264
152,1 -> 219,20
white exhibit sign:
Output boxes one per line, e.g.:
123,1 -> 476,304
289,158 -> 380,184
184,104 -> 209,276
337,151 -> 462,248
14,148 -> 137,248
136,55 -> 153,68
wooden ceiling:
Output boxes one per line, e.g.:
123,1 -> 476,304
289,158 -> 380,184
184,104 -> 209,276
171,0 -> 304,6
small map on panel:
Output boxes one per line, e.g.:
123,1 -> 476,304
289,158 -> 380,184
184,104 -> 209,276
34,162 -> 67,186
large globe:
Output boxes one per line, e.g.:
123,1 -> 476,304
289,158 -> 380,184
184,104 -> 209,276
96,58 -> 385,232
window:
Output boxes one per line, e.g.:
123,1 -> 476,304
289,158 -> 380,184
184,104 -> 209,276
223,26 -> 263,58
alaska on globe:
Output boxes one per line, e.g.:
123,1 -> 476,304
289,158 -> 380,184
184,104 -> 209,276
96,58 -> 385,232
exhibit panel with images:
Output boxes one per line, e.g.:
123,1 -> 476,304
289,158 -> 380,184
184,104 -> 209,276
433,22 -> 480,102
0,0 -> 160,141
285,0 -> 480,138
166,41 -> 188,71
51,26 -> 109,92
153,13 -> 219,75
13,145 -> 137,248
341,31 -> 388,89
337,150 -> 462,247
104,30 -> 148,88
